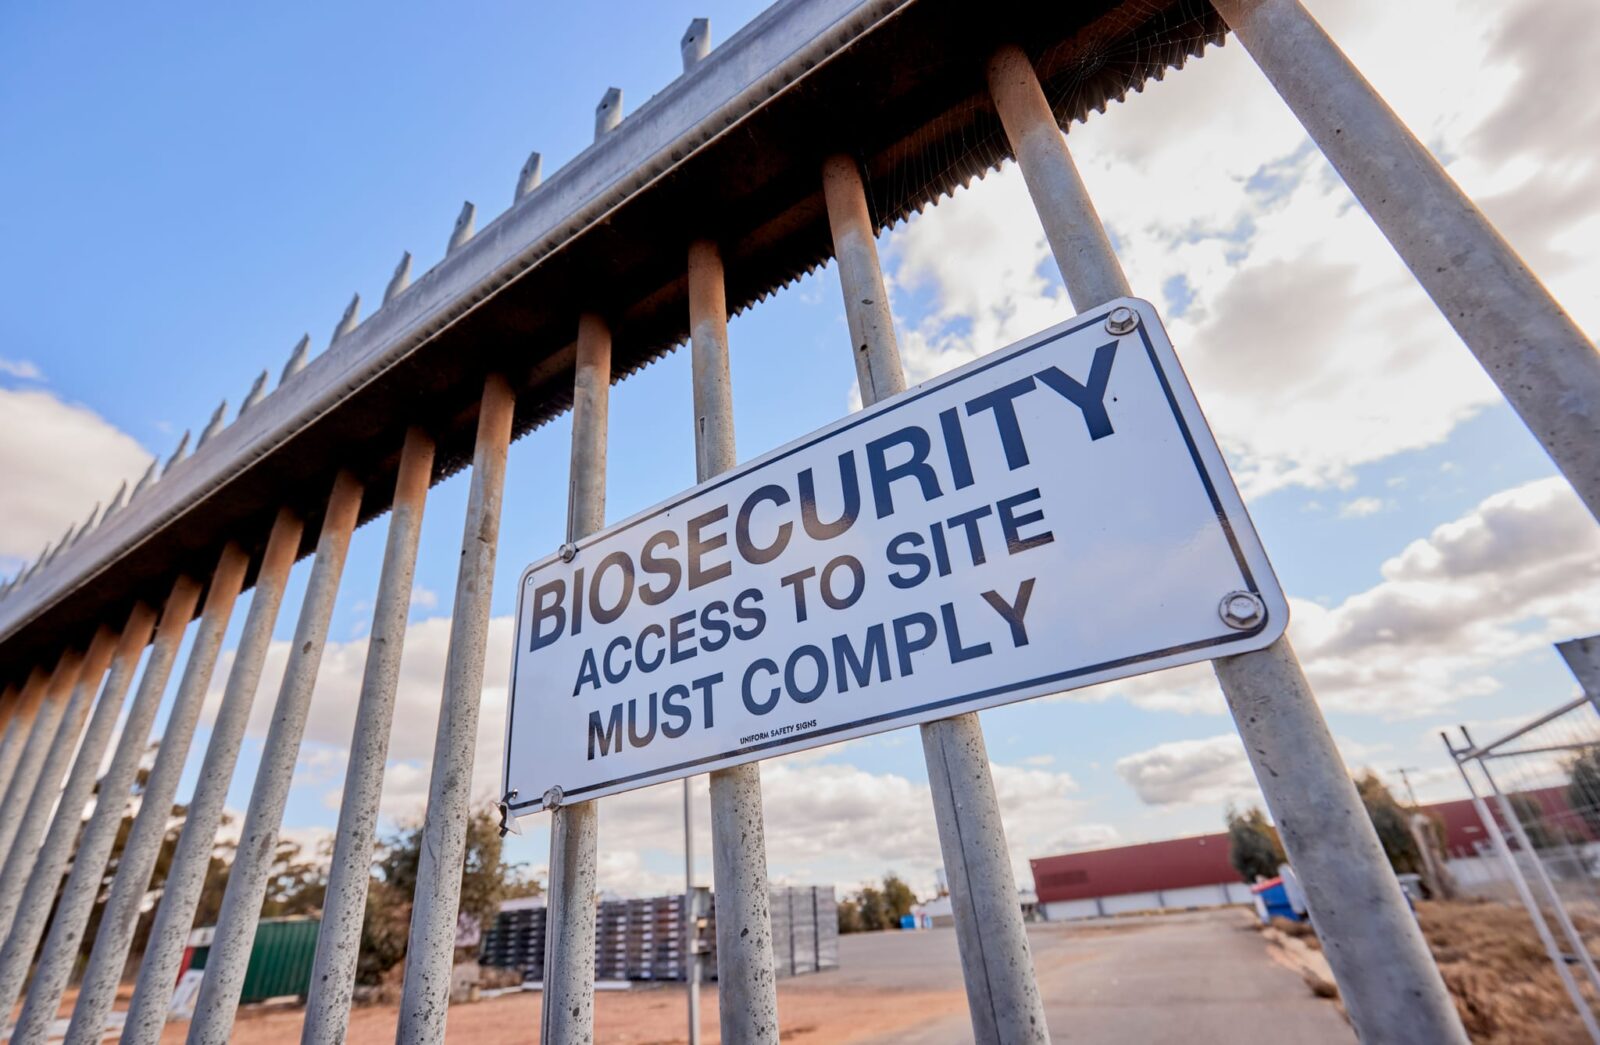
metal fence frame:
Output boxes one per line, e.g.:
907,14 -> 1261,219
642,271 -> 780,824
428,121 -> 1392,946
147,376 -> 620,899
1,0 -> 1596,1041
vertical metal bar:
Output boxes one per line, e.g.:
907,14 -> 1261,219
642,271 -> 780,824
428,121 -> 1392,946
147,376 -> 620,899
0,607 -> 154,947
0,665 -> 47,803
0,647 -> 85,859
63,543 -> 251,1045
0,576 -> 200,1028
1471,733 -> 1600,997
0,625 -> 116,934
184,472 -> 363,1044
541,318 -> 609,1045
820,153 -> 1049,1045
683,779 -> 702,1045
122,509 -> 304,1045
1446,736 -> 1600,1042
304,427 -> 435,1045
1211,0 -> 1600,522
987,46 -> 1466,1044
688,237 -> 781,1044
397,375 -> 515,1044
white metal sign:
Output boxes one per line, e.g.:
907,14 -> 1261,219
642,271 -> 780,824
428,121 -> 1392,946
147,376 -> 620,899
503,298 -> 1286,816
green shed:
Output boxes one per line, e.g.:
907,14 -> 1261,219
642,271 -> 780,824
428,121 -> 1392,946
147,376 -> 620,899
186,916 -> 321,1004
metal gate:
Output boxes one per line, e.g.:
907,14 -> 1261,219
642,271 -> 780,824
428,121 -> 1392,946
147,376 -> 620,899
1,0 -> 1597,1042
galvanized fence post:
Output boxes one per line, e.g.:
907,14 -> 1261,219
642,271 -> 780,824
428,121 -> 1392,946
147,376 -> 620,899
688,237 -> 781,1043
821,152 -> 1051,1045
122,508 -> 305,1045
63,543 -> 252,1045
397,375 -> 515,1044
304,426 -> 435,1045
0,676 -> 36,803
985,44 -> 1466,1044
1211,0 -> 1600,523
0,575 -> 202,1029
542,317 -> 610,1045
0,648 -> 85,859
183,471 -> 364,1044
0,627 -> 113,897
0,606 -> 154,946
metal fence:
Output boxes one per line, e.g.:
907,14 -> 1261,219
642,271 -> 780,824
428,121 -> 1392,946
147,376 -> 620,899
1445,637 -> 1600,1042
0,0 -> 1596,1042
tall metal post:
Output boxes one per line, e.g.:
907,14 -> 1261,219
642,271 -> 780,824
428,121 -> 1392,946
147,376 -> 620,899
1446,735 -> 1600,1041
0,686 -> 17,802
541,317 -> 610,1045
0,626 -> 115,934
122,509 -> 304,1045
820,153 -> 1049,1045
0,575 -> 201,1025
0,672 -> 41,803
63,543 -> 252,1045
397,376 -> 514,1045
303,427 -> 435,1045
1211,0 -> 1600,522
0,647 -> 85,859
1468,727 -> 1600,997
688,237 -> 781,1043
185,472 -> 363,1044
0,606 -> 154,946
986,44 -> 1466,1044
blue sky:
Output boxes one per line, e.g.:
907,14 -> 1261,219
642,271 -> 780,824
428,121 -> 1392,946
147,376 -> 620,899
3,0 -> 1598,897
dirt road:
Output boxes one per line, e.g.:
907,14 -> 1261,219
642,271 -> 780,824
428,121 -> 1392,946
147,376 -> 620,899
29,907 -> 1349,1042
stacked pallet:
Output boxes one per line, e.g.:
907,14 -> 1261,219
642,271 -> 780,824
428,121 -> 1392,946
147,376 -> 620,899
477,899 -> 546,982
479,884 -> 836,983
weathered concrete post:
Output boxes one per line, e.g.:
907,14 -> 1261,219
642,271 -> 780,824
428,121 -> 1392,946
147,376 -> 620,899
688,238 -> 782,1043
184,473 -> 363,1044
542,315 -> 611,1045
1212,0 -> 1600,523
0,647 -> 85,859
397,377 -> 515,1044
821,152 -> 1050,1045
64,543 -> 252,1045
0,576 -> 202,1027
122,509 -> 305,1045
987,43 -> 1466,1045
304,427 -> 435,1045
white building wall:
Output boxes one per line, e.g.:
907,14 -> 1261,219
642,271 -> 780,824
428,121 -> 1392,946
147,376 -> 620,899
1040,880 -> 1249,921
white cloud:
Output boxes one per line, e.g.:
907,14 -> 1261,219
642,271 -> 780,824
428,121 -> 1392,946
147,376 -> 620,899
1340,497 -> 1385,519
880,0 -> 1597,499
0,387 -> 151,570
1115,734 -> 1259,808
409,586 -> 439,611
1078,477 -> 1600,719
0,358 -> 42,380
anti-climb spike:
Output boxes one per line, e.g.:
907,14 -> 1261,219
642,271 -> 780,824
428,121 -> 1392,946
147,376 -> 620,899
103,480 -> 129,522
331,294 -> 361,345
448,202 -> 476,255
595,88 -> 623,140
164,430 -> 191,473
516,152 -> 543,202
681,18 -> 711,71
239,370 -> 269,416
384,252 -> 413,305
131,459 -> 158,497
70,503 -> 101,545
281,334 -> 311,384
197,400 -> 228,449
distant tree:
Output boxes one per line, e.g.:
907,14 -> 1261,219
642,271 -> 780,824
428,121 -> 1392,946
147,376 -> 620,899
881,873 -> 916,926
1355,771 -> 1424,873
836,897 -> 864,934
1567,748 -> 1600,836
856,885 -> 888,932
1226,806 -> 1285,882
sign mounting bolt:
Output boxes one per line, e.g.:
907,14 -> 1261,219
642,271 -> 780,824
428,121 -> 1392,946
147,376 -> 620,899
1105,306 -> 1139,335
559,543 -> 578,562
543,785 -> 564,810
1219,590 -> 1265,630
